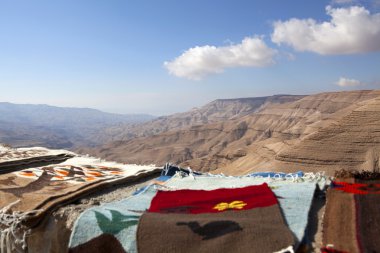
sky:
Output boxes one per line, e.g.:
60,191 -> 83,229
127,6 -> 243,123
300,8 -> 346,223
0,0 -> 380,116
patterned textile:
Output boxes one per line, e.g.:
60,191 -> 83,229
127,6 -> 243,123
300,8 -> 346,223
331,181 -> 380,194
0,145 -> 74,173
323,175 -> 380,252
165,173 -> 321,245
148,184 -> 277,214
69,171 -> 322,253
137,184 -> 295,253
0,156 -> 159,252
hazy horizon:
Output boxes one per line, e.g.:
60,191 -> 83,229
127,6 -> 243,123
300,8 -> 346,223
1,91 -> 309,116
1,0 -> 380,115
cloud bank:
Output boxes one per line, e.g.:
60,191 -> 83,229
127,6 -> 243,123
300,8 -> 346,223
272,5 -> 380,54
335,77 -> 363,87
164,37 -> 277,80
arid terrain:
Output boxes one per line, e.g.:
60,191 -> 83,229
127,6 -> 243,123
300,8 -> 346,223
78,90 -> 380,175
1,90 -> 379,176
2,90 -> 380,253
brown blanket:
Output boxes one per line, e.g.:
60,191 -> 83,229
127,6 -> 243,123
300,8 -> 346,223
322,171 -> 380,252
137,184 -> 295,253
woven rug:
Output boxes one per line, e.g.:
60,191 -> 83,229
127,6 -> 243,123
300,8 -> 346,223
164,173 -> 323,246
69,171 -> 322,253
0,145 -> 75,173
322,171 -> 380,253
137,184 -> 295,253
0,156 -> 160,253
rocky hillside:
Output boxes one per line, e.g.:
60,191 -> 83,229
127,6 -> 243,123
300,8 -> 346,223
275,95 -> 380,172
96,95 -> 305,142
0,103 -> 154,148
81,90 -> 380,175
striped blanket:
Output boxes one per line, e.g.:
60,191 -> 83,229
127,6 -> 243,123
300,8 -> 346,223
322,171 -> 380,252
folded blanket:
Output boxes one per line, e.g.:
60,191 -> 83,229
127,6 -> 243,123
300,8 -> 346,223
0,145 -> 75,173
322,171 -> 380,253
137,184 -> 295,253
0,156 -> 160,253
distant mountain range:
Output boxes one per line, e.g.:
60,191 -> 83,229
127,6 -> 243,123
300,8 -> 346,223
0,102 -> 154,148
79,90 -> 380,175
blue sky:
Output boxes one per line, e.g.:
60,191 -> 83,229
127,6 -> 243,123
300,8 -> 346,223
0,0 -> 379,115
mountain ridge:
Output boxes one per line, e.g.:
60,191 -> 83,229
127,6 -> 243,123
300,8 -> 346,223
80,90 -> 380,175
95,94 -> 306,143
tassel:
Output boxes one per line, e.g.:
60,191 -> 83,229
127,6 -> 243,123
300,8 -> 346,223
0,200 -> 43,253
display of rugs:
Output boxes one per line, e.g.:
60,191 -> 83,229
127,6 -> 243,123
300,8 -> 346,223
322,172 -> 380,253
164,173 -> 323,246
0,156 -> 160,253
15,160 -> 380,253
69,170 -> 322,253
137,184 -> 295,253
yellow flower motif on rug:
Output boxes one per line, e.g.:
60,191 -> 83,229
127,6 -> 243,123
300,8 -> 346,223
213,200 -> 247,211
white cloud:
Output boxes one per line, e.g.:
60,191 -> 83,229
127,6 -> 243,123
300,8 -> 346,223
164,36 -> 277,80
271,5 -> 380,54
335,77 -> 363,86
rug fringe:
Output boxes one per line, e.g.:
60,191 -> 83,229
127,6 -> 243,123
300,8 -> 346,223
174,170 -> 327,183
0,200 -> 42,253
